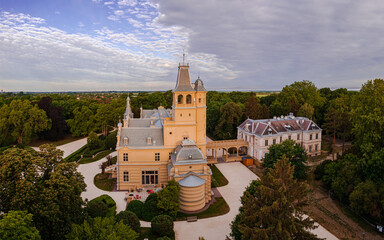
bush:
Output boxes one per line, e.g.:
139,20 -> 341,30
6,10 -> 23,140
314,160 -> 332,180
142,193 -> 161,221
105,131 -> 117,150
87,195 -> 116,218
126,200 -> 144,219
151,215 -> 174,238
64,145 -> 87,162
87,132 -> 102,150
115,211 -> 140,233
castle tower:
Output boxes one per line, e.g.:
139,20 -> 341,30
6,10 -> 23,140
163,61 -> 207,156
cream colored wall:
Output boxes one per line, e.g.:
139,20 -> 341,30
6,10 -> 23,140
116,147 -> 173,191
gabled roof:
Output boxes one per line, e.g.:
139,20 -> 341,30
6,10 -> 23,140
238,115 -> 321,136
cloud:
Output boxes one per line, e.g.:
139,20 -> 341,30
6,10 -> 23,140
154,0 -> 384,90
0,10 -> 231,91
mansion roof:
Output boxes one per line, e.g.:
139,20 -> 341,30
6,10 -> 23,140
239,114 -> 321,136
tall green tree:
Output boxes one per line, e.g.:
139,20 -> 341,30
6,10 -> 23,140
351,79 -> 384,156
214,102 -> 243,140
323,94 -> 351,153
0,146 -> 86,240
244,93 -> 262,119
37,97 -> 67,141
0,211 -> 41,240
6,99 -> 51,144
297,102 -> 314,119
231,158 -> 321,240
157,180 -> 180,219
66,106 -> 96,136
66,217 -> 139,240
263,140 -> 308,179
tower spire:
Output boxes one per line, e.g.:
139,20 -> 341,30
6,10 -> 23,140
182,49 -> 185,65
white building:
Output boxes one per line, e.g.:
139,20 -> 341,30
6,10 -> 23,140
237,113 -> 322,160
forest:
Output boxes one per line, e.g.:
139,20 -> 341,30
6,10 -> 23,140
1,79 -> 384,238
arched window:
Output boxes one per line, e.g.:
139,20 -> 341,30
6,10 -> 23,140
177,95 -> 183,104
186,94 -> 192,104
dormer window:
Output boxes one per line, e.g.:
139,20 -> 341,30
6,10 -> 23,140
285,124 -> 291,130
123,137 -> 129,145
188,154 -> 193,159
147,137 -> 152,144
268,128 -> 272,135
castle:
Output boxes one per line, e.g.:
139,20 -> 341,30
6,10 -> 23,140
115,62 -> 211,212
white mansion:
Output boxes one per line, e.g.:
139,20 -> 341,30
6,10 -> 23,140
237,113 -> 322,160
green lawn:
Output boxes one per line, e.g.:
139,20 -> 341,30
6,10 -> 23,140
210,165 -> 229,187
176,197 -> 230,221
28,134 -> 83,147
94,173 -> 116,191
78,150 -> 114,164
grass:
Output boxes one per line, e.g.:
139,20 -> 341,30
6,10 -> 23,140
210,165 -> 229,187
94,173 -> 116,191
78,150 -> 114,164
176,197 -> 230,220
28,134 -> 83,147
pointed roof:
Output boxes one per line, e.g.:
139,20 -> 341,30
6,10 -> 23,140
125,96 -> 133,118
194,76 -> 207,91
174,64 -> 194,92
178,174 -> 206,187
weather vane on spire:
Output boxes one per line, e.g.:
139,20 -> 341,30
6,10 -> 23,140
182,49 -> 185,65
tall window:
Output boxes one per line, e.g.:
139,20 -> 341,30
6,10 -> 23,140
123,172 -> 129,182
169,152 -> 172,160
288,135 -> 291,140
315,145 -> 318,151
177,95 -> 183,104
186,94 -> 192,104
297,134 -> 300,140
155,153 -> 160,161
280,136 -> 283,143
316,133 -> 319,139
309,146 -> 312,152
265,140 -> 268,146
142,170 -> 158,185
310,134 -> 313,140
123,153 -> 128,162
273,139 -> 276,145
199,98 -> 201,103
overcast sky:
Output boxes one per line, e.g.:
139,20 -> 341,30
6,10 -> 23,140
1,0 -> 384,92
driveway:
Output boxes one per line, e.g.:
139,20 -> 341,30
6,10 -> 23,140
77,151 -> 127,213
174,162 -> 338,240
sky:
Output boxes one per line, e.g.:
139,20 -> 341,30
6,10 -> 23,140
1,0 -> 384,92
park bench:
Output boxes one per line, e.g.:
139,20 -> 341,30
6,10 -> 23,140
186,216 -> 198,222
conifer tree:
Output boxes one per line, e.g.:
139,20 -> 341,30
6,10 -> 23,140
245,92 -> 261,119
231,157 -> 322,240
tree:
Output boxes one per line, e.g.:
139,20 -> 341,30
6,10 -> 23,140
244,93 -> 262,119
66,217 -> 139,240
351,79 -> 384,157
7,99 -> 51,144
37,97 -> 67,141
87,131 -> 102,150
0,211 -> 41,240
142,193 -> 161,221
263,140 -> 308,179
323,95 -> 351,154
297,102 -> 314,119
87,195 -> 116,218
349,180 -> 384,221
0,146 -> 86,240
231,158 -> 321,240
259,104 -> 270,119
126,200 -> 144,219
105,131 -> 117,150
151,215 -> 174,238
214,102 -> 243,140
115,210 -> 141,233
66,106 -> 96,136
157,180 -> 180,219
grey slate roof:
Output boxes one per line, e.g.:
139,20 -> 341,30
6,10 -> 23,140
171,140 -> 207,165
178,175 -> 206,187
194,77 -> 207,91
174,65 -> 195,91
119,127 -> 164,147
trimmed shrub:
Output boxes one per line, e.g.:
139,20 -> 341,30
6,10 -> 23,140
151,215 -> 174,238
87,195 -> 116,218
115,211 -> 140,233
142,193 -> 161,221
105,131 -> 117,150
126,200 -> 144,219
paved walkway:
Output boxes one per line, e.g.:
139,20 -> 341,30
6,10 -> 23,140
58,137 -> 88,158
